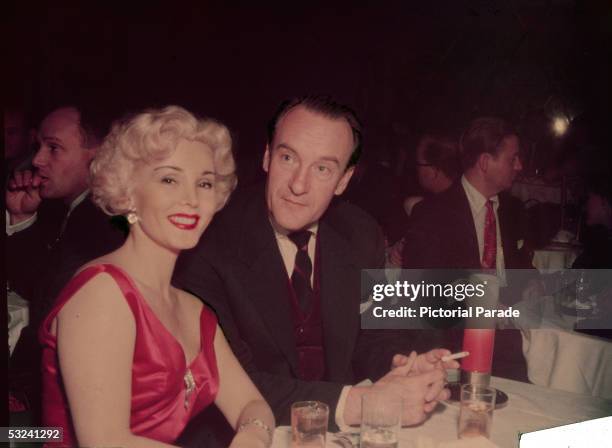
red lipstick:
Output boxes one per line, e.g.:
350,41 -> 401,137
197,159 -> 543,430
168,213 -> 200,230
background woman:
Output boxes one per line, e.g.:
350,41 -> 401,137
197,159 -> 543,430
40,106 -> 274,447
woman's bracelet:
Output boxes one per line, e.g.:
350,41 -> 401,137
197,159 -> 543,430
238,418 -> 273,441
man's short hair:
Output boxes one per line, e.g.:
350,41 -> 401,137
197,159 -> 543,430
419,134 -> 461,180
267,95 -> 363,167
459,117 -> 518,170
42,102 -> 118,149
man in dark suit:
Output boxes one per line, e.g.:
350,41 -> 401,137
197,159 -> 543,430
6,105 -> 126,421
402,117 -> 533,381
7,104 -> 126,323
175,96 -> 456,441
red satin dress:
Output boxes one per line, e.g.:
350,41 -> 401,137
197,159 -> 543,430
40,264 -> 219,447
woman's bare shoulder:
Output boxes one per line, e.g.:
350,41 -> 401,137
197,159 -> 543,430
52,268 -> 135,337
59,269 -> 131,320
74,251 -> 122,276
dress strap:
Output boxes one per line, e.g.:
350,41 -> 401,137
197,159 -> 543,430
40,264 -> 141,337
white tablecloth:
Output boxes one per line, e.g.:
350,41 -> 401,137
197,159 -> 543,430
8,290 -> 29,356
532,245 -> 581,273
514,295 -> 612,399
272,377 -> 612,448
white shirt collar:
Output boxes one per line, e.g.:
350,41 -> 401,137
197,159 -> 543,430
272,220 -> 319,240
461,175 -> 498,214
68,189 -> 90,213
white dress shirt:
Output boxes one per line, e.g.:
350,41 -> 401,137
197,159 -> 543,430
461,176 -> 506,285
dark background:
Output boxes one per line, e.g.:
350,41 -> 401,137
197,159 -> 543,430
6,0 -> 612,185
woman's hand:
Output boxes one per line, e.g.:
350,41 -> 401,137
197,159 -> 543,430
214,326 -> 275,448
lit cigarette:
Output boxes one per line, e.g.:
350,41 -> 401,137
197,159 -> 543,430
441,351 -> 470,362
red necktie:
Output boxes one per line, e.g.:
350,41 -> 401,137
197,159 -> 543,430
481,200 -> 497,269
288,230 -> 313,312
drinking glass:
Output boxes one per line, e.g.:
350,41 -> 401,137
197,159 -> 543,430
458,384 -> 496,439
360,391 -> 402,448
291,401 -> 329,447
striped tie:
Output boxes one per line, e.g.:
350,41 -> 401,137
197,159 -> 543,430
288,230 -> 313,312
481,200 -> 497,269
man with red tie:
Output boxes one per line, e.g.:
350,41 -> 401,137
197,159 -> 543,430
403,117 -> 527,272
402,116 -> 533,380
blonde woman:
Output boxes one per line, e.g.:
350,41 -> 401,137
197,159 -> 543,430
40,106 -> 274,447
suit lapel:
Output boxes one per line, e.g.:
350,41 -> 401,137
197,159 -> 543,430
318,215 -> 359,380
497,196 -> 516,268
236,194 -> 299,372
449,183 -> 481,268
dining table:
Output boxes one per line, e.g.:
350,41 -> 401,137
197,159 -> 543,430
271,375 -> 612,448
8,289 -> 29,357
513,294 -> 612,400
531,242 -> 581,273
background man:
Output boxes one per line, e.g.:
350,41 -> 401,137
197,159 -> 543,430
403,117 -> 529,271
175,96 -> 456,444
7,104 -> 126,316
388,133 -> 460,278
7,104 -> 126,421
402,116 -> 532,380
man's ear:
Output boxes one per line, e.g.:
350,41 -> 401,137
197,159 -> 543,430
334,165 -> 355,195
477,152 -> 490,173
262,145 -> 271,173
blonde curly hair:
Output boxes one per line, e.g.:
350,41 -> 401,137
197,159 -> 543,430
90,105 -> 237,216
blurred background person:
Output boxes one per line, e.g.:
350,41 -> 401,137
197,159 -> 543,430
388,133 -> 460,266
408,133 -> 461,211
573,175 -> 612,269
6,102 -> 127,425
401,117 -> 532,381
4,107 -> 37,177
40,106 -> 275,447
6,103 -> 127,321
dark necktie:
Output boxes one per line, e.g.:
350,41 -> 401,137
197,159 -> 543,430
481,200 -> 497,269
288,230 -> 313,313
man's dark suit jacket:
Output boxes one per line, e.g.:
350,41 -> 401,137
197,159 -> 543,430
174,184 -> 406,429
402,182 -> 530,271
401,181 -> 532,382
7,196 -> 127,325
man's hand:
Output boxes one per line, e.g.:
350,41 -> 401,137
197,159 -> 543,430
391,348 -> 460,374
6,170 -> 42,224
387,238 -> 405,267
344,351 -> 450,427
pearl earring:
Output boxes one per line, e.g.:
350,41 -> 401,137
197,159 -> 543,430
127,211 -> 139,225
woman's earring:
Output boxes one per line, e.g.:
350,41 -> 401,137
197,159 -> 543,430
127,211 -> 139,225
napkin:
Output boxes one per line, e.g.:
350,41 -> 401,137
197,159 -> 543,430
552,229 -> 575,244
